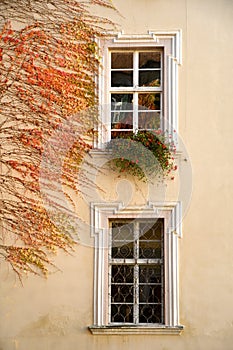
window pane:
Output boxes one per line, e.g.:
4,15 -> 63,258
139,221 -> 163,258
111,94 -> 133,131
139,51 -> 161,87
111,94 -> 133,110
138,93 -> 160,110
139,221 -> 163,240
109,220 -> 164,325
111,304 -> 133,323
111,221 -> 134,258
139,304 -> 162,324
139,52 -> 161,69
138,111 -> 160,130
111,265 -> 134,283
111,71 -> 133,87
111,112 -> 133,129
111,130 -> 134,139
111,284 -> 134,303
111,52 -> 133,69
112,242 -> 134,259
139,284 -> 161,303
139,265 -> 162,284
139,241 -> 162,259
139,70 -> 161,87
111,221 -> 134,241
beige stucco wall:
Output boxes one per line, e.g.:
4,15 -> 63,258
1,0 -> 233,349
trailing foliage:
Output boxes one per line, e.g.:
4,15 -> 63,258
108,130 -> 177,181
0,0 -> 115,280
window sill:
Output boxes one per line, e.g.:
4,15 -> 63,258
88,325 -> 184,335
90,148 -> 183,159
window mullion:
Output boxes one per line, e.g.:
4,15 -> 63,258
133,51 -> 139,88
134,221 -> 139,324
133,52 -> 139,133
133,93 -> 138,132
108,226 -> 112,324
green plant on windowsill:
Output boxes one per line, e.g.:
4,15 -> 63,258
107,130 -> 177,181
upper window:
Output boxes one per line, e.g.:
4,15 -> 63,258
98,31 -> 182,145
110,50 -> 162,138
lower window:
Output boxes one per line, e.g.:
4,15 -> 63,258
110,219 -> 164,324
89,202 -> 183,334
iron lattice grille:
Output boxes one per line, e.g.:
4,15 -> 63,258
109,219 -> 164,324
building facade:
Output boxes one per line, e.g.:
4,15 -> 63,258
1,0 -> 233,349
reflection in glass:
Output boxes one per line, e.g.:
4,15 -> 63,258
111,52 -> 133,69
139,51 -> 161,87
139,221 -> 163,240
111,130 -> 133,139
111,94 -> 133,110
139,70 -> 160,87
138,93 -> 160,110
111,94 -> 134,135
111,221 -> 134,241
111,71 -> 133,87
138,111 -> 160,130
139,52 -> 161,68
111,112 -> 133,128
139,241 -> 161,259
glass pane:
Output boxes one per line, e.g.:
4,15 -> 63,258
139,52 -> 161,69
111,304 -> 133,323
111,52 -> 133,69
112,242 -> 134,259
111,94 -> 133,110
139,265 -> 162,284
111,130 -> 133,139
139,304 -> 162,323
138,93 -> 160,110
111,265 -> 134,283
139,70 -> 160,87
139,264 -> 163,324
139,241 -> 161,259
111,71 -> 133,87
111,112 -> 133,129
138,111 -> 160,130
111,284 -> 134,303
139,52 -> 161,87
139,285 -> 161,303
139,221 -> 163,240
111,222 -> 134,241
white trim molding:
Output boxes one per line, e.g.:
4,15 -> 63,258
89,325 -> 183,335
112,30 -> 182,65
89,201 -> 183,335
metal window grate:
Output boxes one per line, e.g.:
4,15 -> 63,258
109,219 -> 164,324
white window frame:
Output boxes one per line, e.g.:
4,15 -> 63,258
89,201 -> 183,335
110,49 -> 163,136
97,30 -> 182,147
